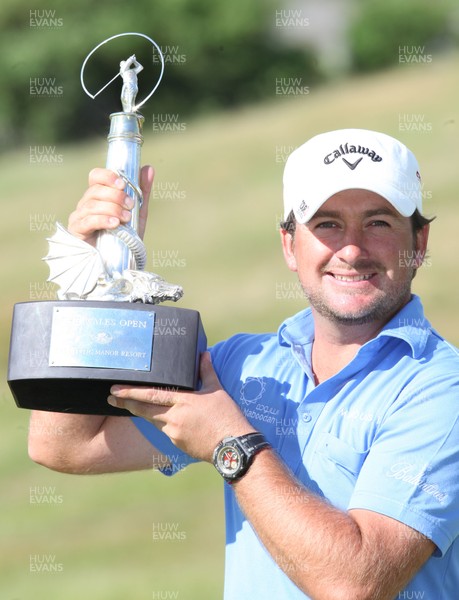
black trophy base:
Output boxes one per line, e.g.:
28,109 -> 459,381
8,301 -> 206,416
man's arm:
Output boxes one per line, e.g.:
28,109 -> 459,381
28,166 -> 164,474
232,448 -> 434,600
28,411 -> 159,474
108,353 -> 436,600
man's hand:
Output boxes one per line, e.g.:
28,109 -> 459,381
107,352 -> 256,462
68,165 -> 154,246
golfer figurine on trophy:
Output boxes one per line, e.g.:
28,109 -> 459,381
8,33 -> 206,416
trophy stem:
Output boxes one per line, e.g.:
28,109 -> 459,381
98,111 -> 145,276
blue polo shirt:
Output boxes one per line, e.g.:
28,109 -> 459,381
133,295 -> 459,599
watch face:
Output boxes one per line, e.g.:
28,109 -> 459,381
216,444 -> 242,478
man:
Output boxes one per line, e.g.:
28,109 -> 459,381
29,129 -> 459,599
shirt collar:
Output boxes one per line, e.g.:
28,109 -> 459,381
278,294 -> 431,360
376,294 -> 431,358
278,307 -> 314,348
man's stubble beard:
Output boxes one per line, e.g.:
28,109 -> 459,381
299,271 -> 414,326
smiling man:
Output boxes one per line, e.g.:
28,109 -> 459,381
29,129 -> 459,600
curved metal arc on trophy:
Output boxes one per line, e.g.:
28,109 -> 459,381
44,32 -> 183,305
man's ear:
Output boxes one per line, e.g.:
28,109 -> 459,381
280,228 -> 298,272
414,224 -> 430,268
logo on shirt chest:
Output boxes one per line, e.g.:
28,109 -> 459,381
238,377 -> 283,427
239,377 -> 267,406
338,406 -> 381,424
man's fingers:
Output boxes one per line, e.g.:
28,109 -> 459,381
140,165 -> 154,201
107,396 -> 172,424
109,384 -> 179,406
139,165 -> 154,239
88,167 -> 126,189
68,196 -> 132,240
68,213 -> 120,239
67,166 -> 154,244
199,351 -> 222,390
81,183 -> 132,207
68,168 -> 139,241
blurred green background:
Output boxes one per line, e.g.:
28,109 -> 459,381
1,1 -> 458,598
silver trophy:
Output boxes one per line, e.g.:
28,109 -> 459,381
8,33 -> 206,416
46,34 -> 182,304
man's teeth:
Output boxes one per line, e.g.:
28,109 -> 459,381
333,274 -> 373,281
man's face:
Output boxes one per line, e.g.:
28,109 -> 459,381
281,190 -> 429,327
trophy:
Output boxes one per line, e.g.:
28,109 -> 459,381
8,33 -> 207,416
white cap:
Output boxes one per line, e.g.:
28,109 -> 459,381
283,128 -> 423,223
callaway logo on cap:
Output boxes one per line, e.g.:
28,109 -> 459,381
283,128 -> 423,223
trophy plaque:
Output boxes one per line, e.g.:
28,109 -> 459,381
8,33 -> 207,416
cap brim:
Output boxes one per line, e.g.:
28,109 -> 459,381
292,182 -> 418,224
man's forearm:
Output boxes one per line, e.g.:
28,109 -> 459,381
28,410 -> 108,473
232,449 -> 428,600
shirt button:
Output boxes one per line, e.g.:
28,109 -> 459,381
302,412 -> 312,423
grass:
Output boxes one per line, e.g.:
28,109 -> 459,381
1,51 -> 458,598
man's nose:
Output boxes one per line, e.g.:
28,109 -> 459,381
334,228 -> 369,264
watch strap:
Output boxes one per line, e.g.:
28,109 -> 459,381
236,432 -> 270,456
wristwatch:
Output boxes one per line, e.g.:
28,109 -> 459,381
212,432 -> 271,483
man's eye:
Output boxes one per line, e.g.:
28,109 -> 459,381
316,221 -> 337,229
369,220 -> 390,227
